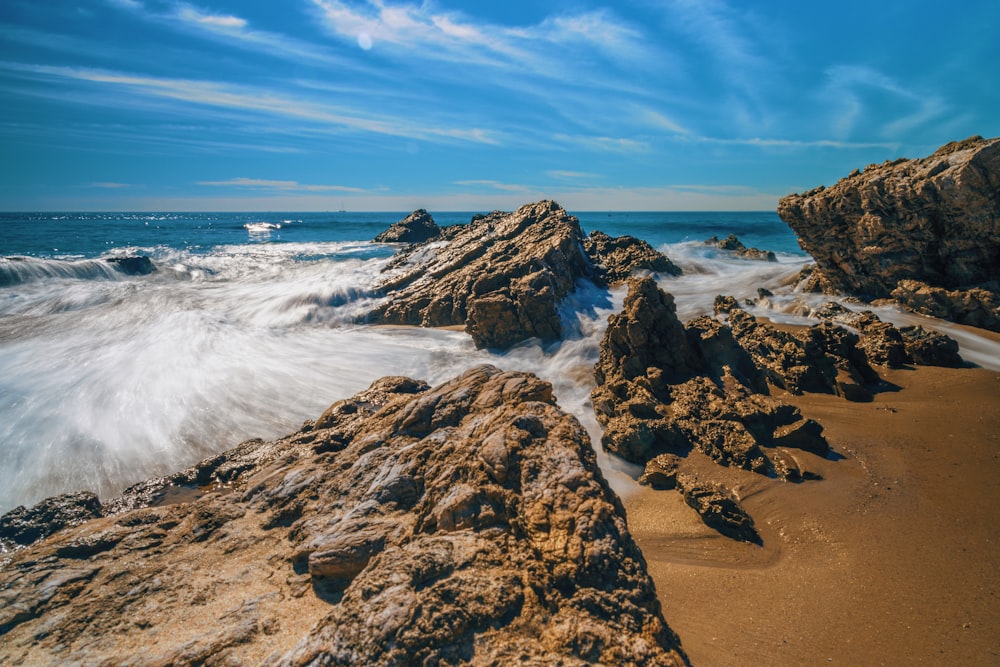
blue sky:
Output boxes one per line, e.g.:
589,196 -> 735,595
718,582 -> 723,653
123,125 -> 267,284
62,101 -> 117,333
1,0 -> 997,211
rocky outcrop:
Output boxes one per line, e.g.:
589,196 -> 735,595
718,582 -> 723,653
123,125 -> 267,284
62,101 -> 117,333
0,366 -> 687,666
368,201 -> 684,349
809,301 -> 964,368
778,136 -> 1000,331
0,491 -> 102,549
591,278 -> 831,480
705,234 -> 777,262
368,201 -> 599,349
583,230 -> 681,283
675,474 -> 760,545
372,208 -> 441,243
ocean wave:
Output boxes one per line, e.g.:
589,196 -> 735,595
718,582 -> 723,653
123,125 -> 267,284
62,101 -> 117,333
0,255 -> 151,288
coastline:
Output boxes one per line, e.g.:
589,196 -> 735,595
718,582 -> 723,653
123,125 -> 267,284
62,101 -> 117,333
628,363 -> 1000,665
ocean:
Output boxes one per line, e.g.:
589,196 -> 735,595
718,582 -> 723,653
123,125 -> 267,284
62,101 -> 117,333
1,211 -> 996,515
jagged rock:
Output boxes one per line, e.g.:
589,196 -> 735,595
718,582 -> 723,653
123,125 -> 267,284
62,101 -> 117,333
638,454 -> 680,489
367,201 -> 600,349
705,234 -> 777,262
0,491 -> 103,548
809,301 -> 963,368
778,136 -> 1000,331
107,255 -> 156,275
583,230 -> 682,283
592,278 -> 829,479
716,297 -> 878,400
0,366 -> 686,666
899,325 -> 964,368
675,473 -> 760,544
891,279 -> 1000,332
372,208 -> 441,243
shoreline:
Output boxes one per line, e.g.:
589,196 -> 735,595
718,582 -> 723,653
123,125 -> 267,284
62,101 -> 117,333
626,364 -> 1000,666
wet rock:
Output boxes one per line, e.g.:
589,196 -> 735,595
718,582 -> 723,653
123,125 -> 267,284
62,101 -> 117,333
705,234 -> 777,262
0,491 -> 103,548
778,136 -> 1000,331
368,201 -> 600,349
592,278 -> 831,477
809,301 -> 963,368
107,255 -> 156,275
899,325 -> 965,367
372,208 -> 442,243
675,473 -> 760,544
891,280 -> 1000,332
638,454 -> 680,489
0,366 -> 686,666
583,230 -> 682,283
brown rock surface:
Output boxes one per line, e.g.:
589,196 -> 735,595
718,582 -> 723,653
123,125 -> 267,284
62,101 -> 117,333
368,201 -> 682,349
372,208 -> 441,243
591,278 -> 832,485
583,230 -> 681,283
0,366 -> 687,666
777,136 -> 1000,331
705,234 -> 777,262
368,201 -> 599,349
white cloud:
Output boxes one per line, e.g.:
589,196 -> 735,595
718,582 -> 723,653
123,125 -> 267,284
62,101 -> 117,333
88,182 -> 133,188
175,5 -> 247,30
453,179 -> 531,192
1,62 -> 497,145
197,177 -> 365,192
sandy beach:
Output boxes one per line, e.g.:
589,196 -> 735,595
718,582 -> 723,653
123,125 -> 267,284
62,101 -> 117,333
626,363 -> 1000,666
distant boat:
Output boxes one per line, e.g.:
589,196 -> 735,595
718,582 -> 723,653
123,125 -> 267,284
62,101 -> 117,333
338,201 -> 347,212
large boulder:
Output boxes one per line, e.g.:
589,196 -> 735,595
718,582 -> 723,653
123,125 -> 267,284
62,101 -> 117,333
583,230 -> 682,283
0,366 -> 687,666
368,201 -> 599,349
778,136 -> 1000,331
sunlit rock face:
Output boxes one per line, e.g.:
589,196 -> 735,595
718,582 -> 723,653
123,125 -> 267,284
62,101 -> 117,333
778,136 -> 1000,331
0,365 -> 687,667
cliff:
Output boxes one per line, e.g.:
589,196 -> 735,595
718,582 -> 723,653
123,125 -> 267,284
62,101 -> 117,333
778,136 -> 1000,330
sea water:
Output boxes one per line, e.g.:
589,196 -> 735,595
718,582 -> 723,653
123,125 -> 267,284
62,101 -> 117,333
1,211 -> 996,514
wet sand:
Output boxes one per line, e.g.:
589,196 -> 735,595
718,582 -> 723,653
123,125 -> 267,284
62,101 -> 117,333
626,365 -> 1000,666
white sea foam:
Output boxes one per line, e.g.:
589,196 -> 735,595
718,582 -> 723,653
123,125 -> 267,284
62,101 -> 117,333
1,239 -> 997,513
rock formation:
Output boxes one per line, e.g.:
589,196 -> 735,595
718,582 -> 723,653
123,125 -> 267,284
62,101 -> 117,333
583,230 -> 681,283
705,234 -> 777,262
368,201 -> 681,350
778,136 -> 1000,331
809,301 -> 964,368
372,208 -> 441,243
0,366 -> 687,667
590,278 -> 839,540
107,255 -> 157,275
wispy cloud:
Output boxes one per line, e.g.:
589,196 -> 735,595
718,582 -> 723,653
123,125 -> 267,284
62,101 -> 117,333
197,177 -> 366,192
547,170 -> 600,181
174,4 -> 247,30
453,180 -> 532,192
821,65 -> 947,140
88,181 -> 133,189
553,134 -> 651,153
308,0 -> 653,77
0,62 -> 497,145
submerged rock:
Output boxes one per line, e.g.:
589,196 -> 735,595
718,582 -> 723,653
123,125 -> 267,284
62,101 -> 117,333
778,136 -> 1000,331
107,255 -> 156,275
0,366 -> 687,666
705,234 -> 777,262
